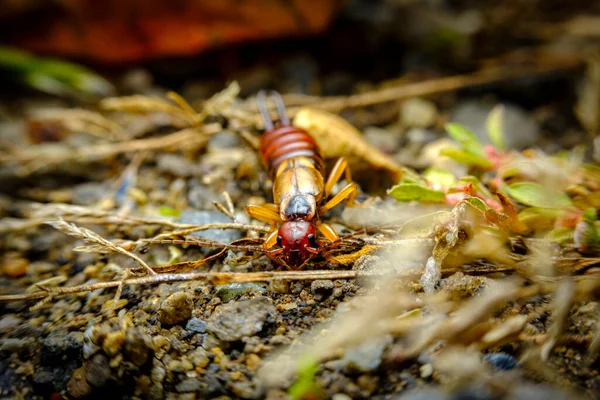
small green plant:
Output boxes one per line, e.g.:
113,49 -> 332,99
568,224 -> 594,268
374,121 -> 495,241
288,355 -> 323,400
0,46 -> 114,98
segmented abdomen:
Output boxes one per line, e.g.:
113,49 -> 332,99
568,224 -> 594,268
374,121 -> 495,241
260,125 -> 324,177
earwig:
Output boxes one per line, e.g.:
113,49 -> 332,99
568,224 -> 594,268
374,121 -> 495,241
246,90 -> 358,269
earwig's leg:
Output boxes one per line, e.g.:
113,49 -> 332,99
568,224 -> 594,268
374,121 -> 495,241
245,204 -> 281,226
265,248 -> 288,270
317,222 -> 340,242
324,158 -> 348,197
262,202 -> 280,214
320,182 -> 358,214
263,229 -> 279,250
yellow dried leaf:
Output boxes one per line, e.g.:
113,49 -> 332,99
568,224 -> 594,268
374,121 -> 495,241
293,107 -> 404,181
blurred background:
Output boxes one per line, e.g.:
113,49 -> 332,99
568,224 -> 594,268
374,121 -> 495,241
0,0 -> 596,101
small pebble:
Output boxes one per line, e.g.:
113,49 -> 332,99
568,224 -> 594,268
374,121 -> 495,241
2,256 -> 28,278
67,367 -> 92,399
0,338 -> 30,353
176,378 -> 202,393
85,354 -> 111,388
420,363 -> 433,378
311,280 -> 334,300
124,330 -> 152,366
158,292 -> 194,326
216,283 -> 266,303
0,315 -> 22,334
401,98 -> 438,128
245,354 -> 261,371
482,352 -> 518,371
102,331 -> 125,356
189,347 -> 210,368
332,394 -> 353,400
186,317 -> 207,333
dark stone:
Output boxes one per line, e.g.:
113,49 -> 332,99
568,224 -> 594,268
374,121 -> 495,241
203,375 -> 226,397
483,353 -> 518,371
33,363 -> 78,394
40,330 -> 83,366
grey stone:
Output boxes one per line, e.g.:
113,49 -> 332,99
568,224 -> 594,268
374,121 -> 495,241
216,283 -> 267,302
341,335 -> 393,372
186,317 -> 207,333
0,315 -> 22,334
176,378 -> 202,393
188,185 -> 221,210
71,182 -> 107,206
207,296 -> 277,341
178,210 -> 242,253
207,130 -> 241,151
450,101 -> 539,150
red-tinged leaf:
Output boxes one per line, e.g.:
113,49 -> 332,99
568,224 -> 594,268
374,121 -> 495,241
497,192 -> 527,232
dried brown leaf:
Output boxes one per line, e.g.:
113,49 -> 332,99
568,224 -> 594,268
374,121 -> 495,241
293,107 -> 404,181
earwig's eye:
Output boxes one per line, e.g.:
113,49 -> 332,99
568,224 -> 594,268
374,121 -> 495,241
307,233 -> 317,247
277,235 -> 283,247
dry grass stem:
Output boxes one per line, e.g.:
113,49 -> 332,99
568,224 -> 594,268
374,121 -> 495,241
47,219 -> 156,275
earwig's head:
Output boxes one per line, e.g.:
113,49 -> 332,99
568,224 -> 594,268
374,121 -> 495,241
277,221 -> 318,268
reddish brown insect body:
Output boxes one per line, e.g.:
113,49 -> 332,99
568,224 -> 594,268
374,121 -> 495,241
245,91 -> 358,269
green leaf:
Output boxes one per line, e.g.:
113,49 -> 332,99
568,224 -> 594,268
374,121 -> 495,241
583,208 -> 598,223
445,123 -> 484,155
517,207 -> 562,227
462,196 -> 488,213
507,182 -> 573,208
486,105 -> 506,150
159,206 -> 181,217
440,148 -> 494,169
288,355 -> 321,400
546,227 -> 574,244
387,183 -> 446,203
424,168 -> 456,191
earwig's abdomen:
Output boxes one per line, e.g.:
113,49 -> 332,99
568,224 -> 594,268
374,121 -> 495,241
260,124 -> 324,177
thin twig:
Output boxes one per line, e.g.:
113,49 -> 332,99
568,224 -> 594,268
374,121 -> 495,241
0,263 -> 524,304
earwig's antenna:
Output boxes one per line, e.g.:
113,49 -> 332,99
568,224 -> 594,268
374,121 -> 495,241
256,90 -> 274,131
269,90 -> 290,126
